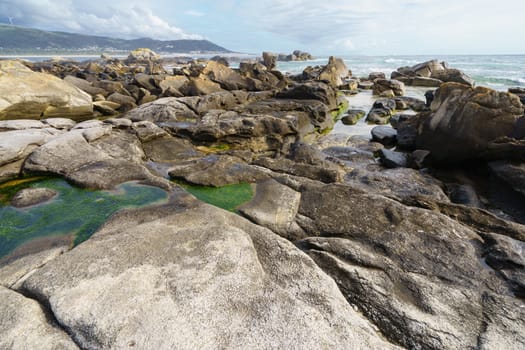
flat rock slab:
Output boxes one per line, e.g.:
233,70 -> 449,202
19,199 -> 399,349
0,286 -> 79,350
0,128 -> 64,166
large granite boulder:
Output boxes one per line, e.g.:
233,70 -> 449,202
126,48 -> 160,63
18,197 -> 400,349
201,61 -> 250,91
0,60 -> 93,120
318,56 -> 350,87
416,82 -> 525,163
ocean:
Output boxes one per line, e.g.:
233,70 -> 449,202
277,55 -> 525,92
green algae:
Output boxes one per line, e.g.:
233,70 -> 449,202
0,178 -> 168,259
179,182 -> 254,212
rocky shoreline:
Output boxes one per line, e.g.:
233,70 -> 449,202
1,49 -> 524,349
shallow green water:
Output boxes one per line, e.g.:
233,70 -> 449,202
0,178 -> 168,259
180,182 -> 254,212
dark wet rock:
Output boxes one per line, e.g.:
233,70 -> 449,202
416,83 -> 524,163
371,126 -> 397,147
287,141 -> 327,165
366,107 -> 392,124
295,182 -> 522,349
392,60 -> 474,87
489,161 -> 525,196
389,113 -> 413,129
18,198 -> 396,350
341,109 -> 366,125
395,96 -> 427,112
239,179 -> 305,240
344,167 -> 449,202
432,68 -> 474,87
373,98 -> 397,111
368,72 -> 386,80
396,114 -> 420,150
482,233 -> 525,297
346,135 -> 385,153
379,148 -> 409,168
11,188 -> 58,208
276,81 -> 338,110
372,79 -> 405,97
168,154 -> 269,186
410,149 -> 432,169
0,286 -> 79,349
447,183 -> 482,207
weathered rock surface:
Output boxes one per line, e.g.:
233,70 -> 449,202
372,79 -> 405,97
11,188 -> 58,208
239,179 -> 305,240
168,155 -> 269,186
0,286 -> 79,350
295,183 -> 524,349
0,60 -> 93,120
392,60 -> 474,87
19,198 -> 399,350
416,83 -> 524,163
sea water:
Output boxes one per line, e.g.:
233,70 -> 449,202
277,54 -> 525,91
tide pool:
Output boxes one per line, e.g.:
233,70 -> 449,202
0,178 -> 168,260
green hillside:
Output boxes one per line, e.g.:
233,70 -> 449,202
0,24 -> 231,54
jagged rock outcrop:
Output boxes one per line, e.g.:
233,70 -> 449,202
416,82 -> 524,163
392,59 -> 474,87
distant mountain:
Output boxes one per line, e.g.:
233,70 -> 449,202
0,24 -> 231,54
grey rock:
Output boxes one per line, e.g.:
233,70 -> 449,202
0,286 -> 79,350
372,79 -> 405,97
371,126 -> 397,147
0,119 -> 45,130
239,179 -> 305,240
296,183 -> 520,349
168,154 -> 269,186
19,199 -> 399,350
11,188 -> 57,208
0,128 -> 63,166
345,167 -> 449,202
379,148 -> 409,168
489,161 -> 525,196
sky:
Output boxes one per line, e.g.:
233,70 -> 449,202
0,0 -> 524,55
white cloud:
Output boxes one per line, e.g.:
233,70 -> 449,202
0,0 -> 202,40
234,0 -> 525,54
185,10 -> 204,17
